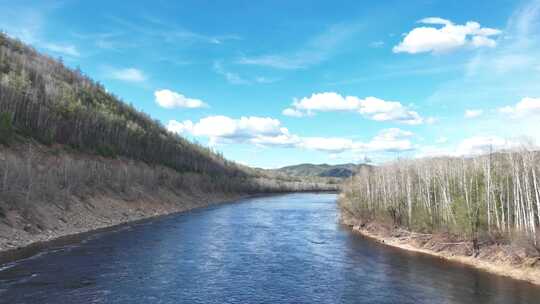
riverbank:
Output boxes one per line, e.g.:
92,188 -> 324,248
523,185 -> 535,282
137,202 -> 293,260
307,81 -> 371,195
0,190 -> 248,258
0,140 -> 336,260
3,193 -> 540,303
340,213 -> 540,286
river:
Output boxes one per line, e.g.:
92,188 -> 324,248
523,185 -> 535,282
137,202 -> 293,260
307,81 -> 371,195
0,193 -> 539,303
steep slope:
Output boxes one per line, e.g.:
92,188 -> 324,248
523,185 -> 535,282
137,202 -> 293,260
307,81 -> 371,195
0,33 -> 335,252
0,32 -> 240,178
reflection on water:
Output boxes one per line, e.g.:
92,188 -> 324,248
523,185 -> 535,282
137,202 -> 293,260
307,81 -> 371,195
0,193 -> 539,303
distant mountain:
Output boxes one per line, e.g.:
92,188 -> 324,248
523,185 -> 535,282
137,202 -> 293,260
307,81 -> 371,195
274,163 -> 371,178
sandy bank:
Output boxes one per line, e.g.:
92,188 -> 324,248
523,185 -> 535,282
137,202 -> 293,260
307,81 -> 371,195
342,218 -> 540,286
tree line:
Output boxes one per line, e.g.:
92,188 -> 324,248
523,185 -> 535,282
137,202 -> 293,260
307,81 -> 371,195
340,148 -> 540,250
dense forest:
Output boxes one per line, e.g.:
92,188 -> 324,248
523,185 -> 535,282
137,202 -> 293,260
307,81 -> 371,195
340,149 -> 540,251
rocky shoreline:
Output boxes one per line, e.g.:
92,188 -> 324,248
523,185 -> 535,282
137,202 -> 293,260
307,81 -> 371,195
341,216 -> 540,286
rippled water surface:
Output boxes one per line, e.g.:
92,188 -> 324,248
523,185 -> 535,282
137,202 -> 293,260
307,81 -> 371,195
1,193 -> 539,303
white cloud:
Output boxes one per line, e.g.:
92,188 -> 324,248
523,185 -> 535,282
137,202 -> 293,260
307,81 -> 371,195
108,67 -> 147,83
168,115 -> 415,154
464,109 -> 484,118
155,89 -> 208,109
298,130 -> 414,154
454,136 -> 513,156
420,17 -> 453,26
296,128 -> 414,154
292,92 -> 359,112
471,35 -> 497,48
358,128 -> 414,152
282,108 -> 305,117
167,116 -> 294,146
42,42 -> 80,57
251,132 -> 300,147
359,97 -> 423,124
285,92 -> 424,124
393,17 -> 502,54
417,136 -> 524,158
499,97 -> 540,117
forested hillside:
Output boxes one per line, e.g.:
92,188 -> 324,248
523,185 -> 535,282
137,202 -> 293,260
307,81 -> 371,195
340,150 -> 540,251
0,32 -> 244,177
0,31 -> 336,191
0,32 -> 335,251
275,163 -> 369,178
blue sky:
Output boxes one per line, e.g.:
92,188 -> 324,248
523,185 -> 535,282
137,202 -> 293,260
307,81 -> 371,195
2,0 -> 540,168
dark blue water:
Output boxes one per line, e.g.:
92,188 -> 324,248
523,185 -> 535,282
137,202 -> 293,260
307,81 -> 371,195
0,193 -> 539,303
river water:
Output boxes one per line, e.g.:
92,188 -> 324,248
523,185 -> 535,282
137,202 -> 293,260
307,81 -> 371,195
0,193 -> 539,303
